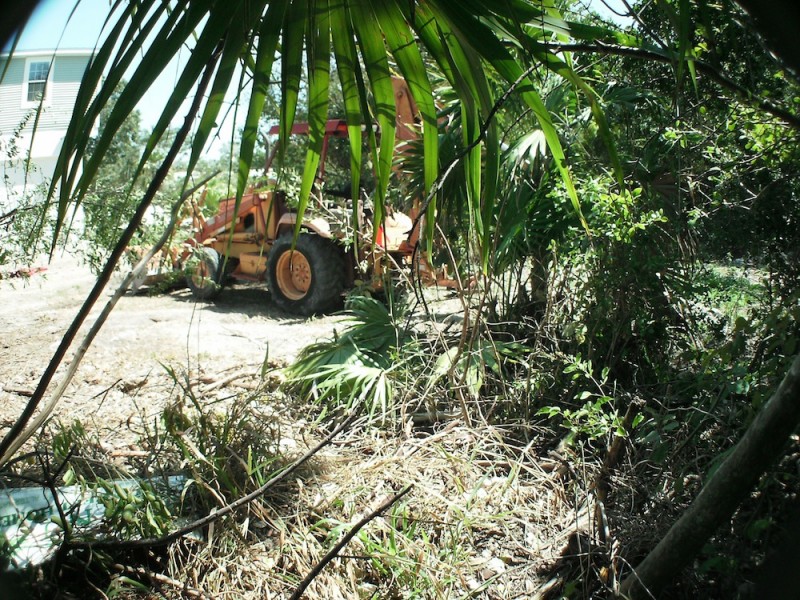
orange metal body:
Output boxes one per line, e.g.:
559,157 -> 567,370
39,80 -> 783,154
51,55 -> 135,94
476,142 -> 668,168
179,77 -> 457,296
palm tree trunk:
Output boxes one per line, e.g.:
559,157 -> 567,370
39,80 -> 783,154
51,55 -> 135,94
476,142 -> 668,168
620,352 -> 800,598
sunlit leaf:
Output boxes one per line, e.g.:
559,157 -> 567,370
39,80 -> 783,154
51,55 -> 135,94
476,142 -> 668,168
294,0 -> 331,236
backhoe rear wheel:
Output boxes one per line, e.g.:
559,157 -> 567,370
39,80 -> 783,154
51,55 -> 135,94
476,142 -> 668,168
184,247 -> 224,300
267,233 -> 345,315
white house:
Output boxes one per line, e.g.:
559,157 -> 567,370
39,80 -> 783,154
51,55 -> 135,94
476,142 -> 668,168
0,49 -> 94,211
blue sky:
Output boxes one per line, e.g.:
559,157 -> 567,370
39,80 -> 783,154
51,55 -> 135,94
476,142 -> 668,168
16,0 -> 108,52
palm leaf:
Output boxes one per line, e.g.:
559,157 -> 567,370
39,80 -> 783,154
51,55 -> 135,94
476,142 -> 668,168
238,1 -> 286,200
293,0 -> 332,237
377,1 -> 438,195
185,4 -> 258,179
330,2 -> 364,206
51,0 -> 169,242
136,6 -> 239,180
349,0 -> 396,234
511,27 -> 625,185
280,0 -> 306,154
286,296 -> 401,416
46,0 -> 634,257
72,3 -> 207,198
435,4 -> 587,231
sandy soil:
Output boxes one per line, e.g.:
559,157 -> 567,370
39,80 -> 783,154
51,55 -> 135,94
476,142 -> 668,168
0,253 -> 347,447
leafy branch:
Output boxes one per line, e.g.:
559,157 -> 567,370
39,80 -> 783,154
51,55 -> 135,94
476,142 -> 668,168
542,41 -> 800,129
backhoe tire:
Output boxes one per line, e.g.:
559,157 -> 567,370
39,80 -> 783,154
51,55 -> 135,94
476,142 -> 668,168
267,233 -> 345,315
184,247 -> 224,300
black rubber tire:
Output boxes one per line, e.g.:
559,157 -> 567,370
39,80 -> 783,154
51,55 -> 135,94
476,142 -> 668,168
184,247 -> 224,300
266,233 -> 346,315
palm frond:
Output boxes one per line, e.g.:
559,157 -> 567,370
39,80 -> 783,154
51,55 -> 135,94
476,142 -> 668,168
45,0 -> 629,253
285,296 -> 404,418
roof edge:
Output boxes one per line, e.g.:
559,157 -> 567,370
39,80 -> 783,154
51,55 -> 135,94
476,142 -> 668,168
0,48 -> 95,59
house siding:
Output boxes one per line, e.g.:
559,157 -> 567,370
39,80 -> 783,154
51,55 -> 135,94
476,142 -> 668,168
0,53 -> 91,135
0,58 -> 27,134
1,50 -> 93,210
48,55 -> 90,131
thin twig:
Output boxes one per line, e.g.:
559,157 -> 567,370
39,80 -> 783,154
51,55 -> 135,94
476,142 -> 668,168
289,484 -> 413,600
541,41 -> 800,130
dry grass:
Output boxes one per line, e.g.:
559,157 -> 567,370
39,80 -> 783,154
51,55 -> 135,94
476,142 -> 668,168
4,359 -> 637,599
129,389 -> 614,600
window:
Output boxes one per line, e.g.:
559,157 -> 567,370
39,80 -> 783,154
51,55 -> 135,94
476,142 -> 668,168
24,59 -> 51,105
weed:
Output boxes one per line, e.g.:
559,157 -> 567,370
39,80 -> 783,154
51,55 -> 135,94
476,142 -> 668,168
537,354 -> 642,448
154,365 -> 284,510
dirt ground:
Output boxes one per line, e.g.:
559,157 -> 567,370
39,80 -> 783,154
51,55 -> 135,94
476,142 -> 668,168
0,253 -> 348,448
0,256 -> 590,599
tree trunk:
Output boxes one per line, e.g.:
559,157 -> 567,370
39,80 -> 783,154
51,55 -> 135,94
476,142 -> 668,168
620,353 -> 800,599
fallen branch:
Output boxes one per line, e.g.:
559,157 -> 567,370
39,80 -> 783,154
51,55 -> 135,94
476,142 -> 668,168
68,411 -> 358,550
620,353 -> 800,598
2,387 -> 34,397
593,397 -> 642,544
289,484 -> 413,600
201,370 -> 250,392
112,564 -> 209,600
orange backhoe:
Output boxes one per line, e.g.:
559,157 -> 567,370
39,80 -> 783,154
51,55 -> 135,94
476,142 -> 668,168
179,78 -> 450,315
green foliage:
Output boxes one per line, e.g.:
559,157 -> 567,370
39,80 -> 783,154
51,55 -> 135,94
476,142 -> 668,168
79,83 -> 170,273
158,365 -> 282,505
695,263 -> 764,328
432,337 -> 503,401
0,111 -> 54,266
696,98 -> 800,299
26,420 -> 179,547
593,0 -> 800,302
286,296 -> 404,420
544,175 -> 688,382
696,294 -> 799,413
93,478 -> 173,540
537,354 -> 641,446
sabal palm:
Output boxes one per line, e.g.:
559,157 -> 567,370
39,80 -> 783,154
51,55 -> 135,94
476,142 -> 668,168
46,0 -> 633,267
